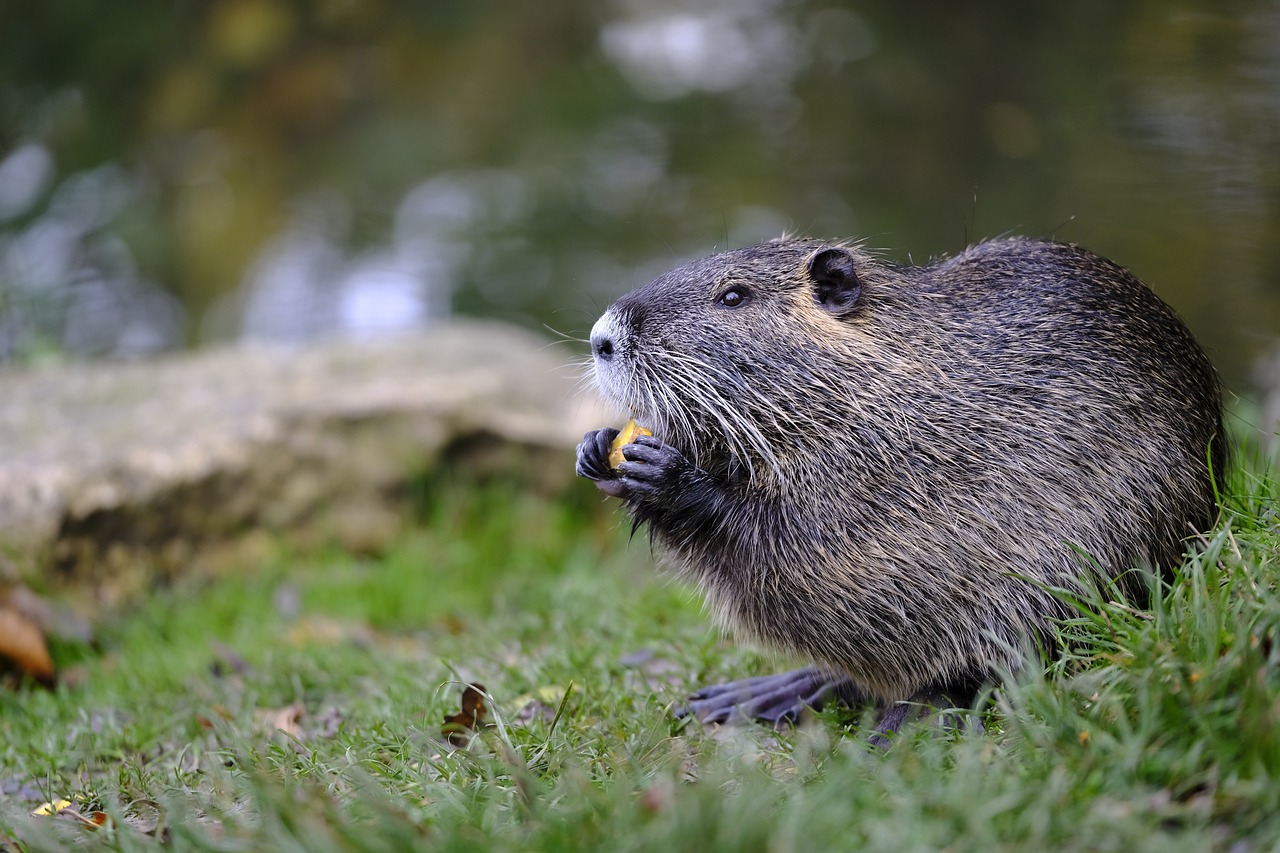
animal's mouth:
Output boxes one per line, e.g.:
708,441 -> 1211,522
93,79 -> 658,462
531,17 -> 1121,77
590,350 -> 643,415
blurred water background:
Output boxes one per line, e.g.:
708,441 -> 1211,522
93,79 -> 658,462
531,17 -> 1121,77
0,0 -> 1276,391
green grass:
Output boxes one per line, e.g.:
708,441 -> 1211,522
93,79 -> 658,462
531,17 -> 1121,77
1,456 -> 1279,851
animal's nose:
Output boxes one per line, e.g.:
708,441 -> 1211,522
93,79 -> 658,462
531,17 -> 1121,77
589,311 -> 621,362
591,332 -> 615,361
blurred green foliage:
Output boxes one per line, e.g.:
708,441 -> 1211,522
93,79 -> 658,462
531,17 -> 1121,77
0,0 -> 1276,382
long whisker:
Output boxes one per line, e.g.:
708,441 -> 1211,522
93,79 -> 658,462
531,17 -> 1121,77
542,323 -> 589,344
642,349 -> 783,480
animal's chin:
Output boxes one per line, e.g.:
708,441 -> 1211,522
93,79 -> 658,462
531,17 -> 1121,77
592,359 -> 648,421
591,359 -> 709,456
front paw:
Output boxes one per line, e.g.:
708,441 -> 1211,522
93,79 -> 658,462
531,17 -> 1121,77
575,427 -> 619,482
612,435 -> 689,502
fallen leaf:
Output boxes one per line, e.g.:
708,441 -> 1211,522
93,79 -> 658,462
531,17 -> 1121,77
55,808 -> 110,830
31,798 -> 73,817
27,796 -> 112,837
260,703 -> 304,737
74,811 -> 111,830
0,604 -> 55,687
442,683 -> 490,747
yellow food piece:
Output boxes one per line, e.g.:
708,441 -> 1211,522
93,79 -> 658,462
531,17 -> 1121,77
32,798 -> 73,816
609,419 -> 652,469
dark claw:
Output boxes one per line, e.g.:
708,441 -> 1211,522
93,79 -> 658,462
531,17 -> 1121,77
615,435 -> 688,499
575,428 -> 619,481
616,436 -> 681,476
578,429 -> 696,508
614,463 -> 663,497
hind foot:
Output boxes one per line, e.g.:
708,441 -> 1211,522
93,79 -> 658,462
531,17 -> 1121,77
678,667 -> 867,727
678,667 -> 984,748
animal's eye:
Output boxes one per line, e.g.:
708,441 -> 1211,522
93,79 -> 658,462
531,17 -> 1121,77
717,289 -> 749,308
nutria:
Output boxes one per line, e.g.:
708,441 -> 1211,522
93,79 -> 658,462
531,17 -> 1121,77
575,236 -> 1225,740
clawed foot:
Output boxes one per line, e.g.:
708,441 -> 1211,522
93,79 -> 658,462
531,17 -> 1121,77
677,668 -> 982,748
575,427 -> 618,482
677,667 -> 865,727
575,428 -> 691,503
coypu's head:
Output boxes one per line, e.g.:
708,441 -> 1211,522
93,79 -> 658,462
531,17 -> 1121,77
588,240 -> 895,480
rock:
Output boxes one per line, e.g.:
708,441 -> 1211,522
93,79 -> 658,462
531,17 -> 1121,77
0,320 -> 606,604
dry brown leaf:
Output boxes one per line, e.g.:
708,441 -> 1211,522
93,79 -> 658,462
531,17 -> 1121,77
442,683 -> 490,747
0,604 -> 55,688
71,811 -> 110,830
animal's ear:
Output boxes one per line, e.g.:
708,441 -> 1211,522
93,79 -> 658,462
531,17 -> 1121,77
808,248 -> 862,317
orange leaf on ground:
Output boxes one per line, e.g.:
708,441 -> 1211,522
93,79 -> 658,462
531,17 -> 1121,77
0,604 -> 55,687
